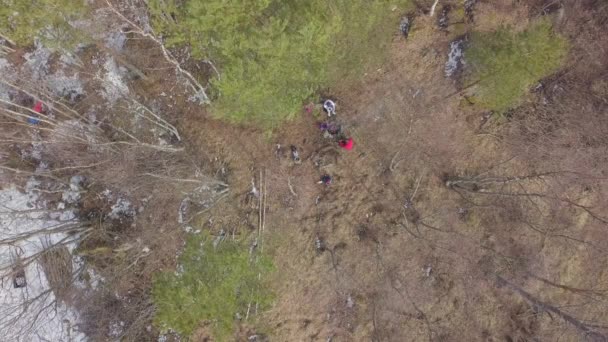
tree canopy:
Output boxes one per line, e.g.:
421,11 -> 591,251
149,0 -> 412,128
466,18 -> 568,113
0,0 -> 85,47
152,234 -> 274,339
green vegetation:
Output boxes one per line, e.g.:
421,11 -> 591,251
149,0 -> 412,128
466,19 -> 568,112
152,233 -> 274,340
0,0 -> 85,47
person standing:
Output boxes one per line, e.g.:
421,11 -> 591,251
318,175 -> 332,185
323,99 -> 336,117
27,101 -> 45,124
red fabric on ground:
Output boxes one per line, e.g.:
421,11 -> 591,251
339,138 -> 354,150
33,101 -> 44,113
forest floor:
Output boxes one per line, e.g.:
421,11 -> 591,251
117,1 -> 608,341
3,0 -> 607,341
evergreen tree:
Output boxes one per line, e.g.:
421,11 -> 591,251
149,0 -> 411,127
466,19 -> 568,112
0,0 -> 86,47
152,233 -> 274,339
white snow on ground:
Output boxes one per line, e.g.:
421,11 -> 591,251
103,190 -> 135,221
46,71 -> 85,103
59,52 -> 82,67
0,57 -> 18,104
62,176 -> 85,204
105,30 -> 127,51
0,57 -> 9,69
108,320 -> 125,339
86,266 -> 104,289
11,39 -> 85,104
101,57 -> 129,105
19,131 -> 44,162
445,39 -> 465,78
0,181 -> 87,341
188,88 -> 209,104
109,198 -> 135,220
23,42 -> 52,80
0,58 -> 13,101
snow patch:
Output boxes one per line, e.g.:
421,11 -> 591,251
188,88 -> 209,104
102,189 -> 113,200
445,39 -> 465,78
0,58 -> 14,100
0,58 -> 10,69
105,30 -> 127,51
178,198 -> 189,224
46,71 -> 85,103
101,57 -> 129,105
0,183 -> 86,341
62,175 -> 85,204
59,52 -> 81,67
50,207 -> 76,221
399,16 -> 411,38
20,131 -> 43,161
86,267 -> 104,289
36,161 -> 49,173
100,189 -> 129,221
23,42 -> 52,80
108,320 -> 125,339
109,198 -> 135,220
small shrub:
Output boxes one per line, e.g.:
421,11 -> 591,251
152,233 -> 274,340
148,0 -> 412,128
466,18 -> 568,112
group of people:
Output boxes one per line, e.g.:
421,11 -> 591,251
316,99 -> 354,185
28,96 -> 348,189
318,99 -> 354,150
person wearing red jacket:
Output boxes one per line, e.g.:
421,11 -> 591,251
33,101 -> 44,113
338,138 -> 354,150
28,101 -> 45,124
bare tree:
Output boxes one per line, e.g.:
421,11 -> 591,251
0,58 -> 226,340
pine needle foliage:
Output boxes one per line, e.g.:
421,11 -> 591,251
152,233 -> 274,340
466,18 -> 568,113
148,0 -> 412,128
0,0 -> 86,47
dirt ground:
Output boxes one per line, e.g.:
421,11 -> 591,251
105,2 -> 606,341
24,0 -> 605,340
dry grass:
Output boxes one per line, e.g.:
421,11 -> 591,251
3,0 -> 608,341
39,246 -> 74,303
0,48 -> 229,341
250,1 -> 608,341
65,1 -> 607,339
